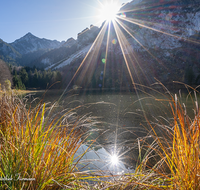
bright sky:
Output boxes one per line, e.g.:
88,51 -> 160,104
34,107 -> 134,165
0,0 -> 130,43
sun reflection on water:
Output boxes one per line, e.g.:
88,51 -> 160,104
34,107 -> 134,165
110,154 -> 119,165
61,0 -> 200,176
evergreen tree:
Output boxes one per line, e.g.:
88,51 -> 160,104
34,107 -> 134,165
20,68 -> 29,86
33,69 -> 39,88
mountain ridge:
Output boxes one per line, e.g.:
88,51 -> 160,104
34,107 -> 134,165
0,32 -> 67,66
1,0 -> 200,87
11,32 -> 65,55
45,0 -> 200,87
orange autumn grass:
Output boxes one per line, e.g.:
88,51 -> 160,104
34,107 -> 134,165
161,92 -> 200,189
0,92 -> 95,189
139,90 -> 200,189
111,89 -> 200,189
1,88 -> 200,190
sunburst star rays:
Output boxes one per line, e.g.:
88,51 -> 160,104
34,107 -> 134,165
59,1 -> 200,172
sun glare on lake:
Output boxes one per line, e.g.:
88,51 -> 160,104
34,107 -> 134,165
110,154 -> 119,165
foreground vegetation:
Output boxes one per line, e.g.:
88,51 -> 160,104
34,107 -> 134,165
0,88 -> 200,189
0,91 -> 96,189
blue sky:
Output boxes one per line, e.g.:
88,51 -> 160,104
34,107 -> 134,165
0,0 -> 130,43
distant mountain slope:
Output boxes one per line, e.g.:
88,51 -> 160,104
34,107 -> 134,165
46,44 -> 91,70
0,33 -> 65,66
34,25 -> 100,68
0,39 -> 21,64
11,32 -> 63,55
31,44 -> 79,68
46,0 -> 200,88
1,0 -> 200,88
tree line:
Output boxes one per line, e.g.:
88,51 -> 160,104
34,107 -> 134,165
11,66 -> 62,90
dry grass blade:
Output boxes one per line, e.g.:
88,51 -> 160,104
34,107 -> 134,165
140,90 -> 200,189
0,92 -> 94,190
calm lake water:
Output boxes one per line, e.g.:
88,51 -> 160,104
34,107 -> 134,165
30,88 -> 197,173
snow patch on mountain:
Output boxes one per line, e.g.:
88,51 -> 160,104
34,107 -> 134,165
41,58 -> 51,66
46,44 -> 92,70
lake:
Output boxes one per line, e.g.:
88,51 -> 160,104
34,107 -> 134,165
30,87 -> 197,173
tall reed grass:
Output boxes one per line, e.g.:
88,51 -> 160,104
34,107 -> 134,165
0,92 -> 95,189
93,89 -> 200,190
150,91 -> 200,189
122,89 -> 200,189
1,89 -> 200,190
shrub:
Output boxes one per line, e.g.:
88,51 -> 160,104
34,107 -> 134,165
4,80 -> 11,91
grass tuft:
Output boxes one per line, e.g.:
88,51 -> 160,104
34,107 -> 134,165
136,90 -> 200,189
0,92 -> 93,189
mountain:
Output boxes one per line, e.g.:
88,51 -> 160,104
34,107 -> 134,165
0,39 -> 21,64
0,33 -> 65,66
1,0 -> 200,88
11,32 -> 63,55
32,25 -> 100,68
43,0 -> 200,88
0,27 -> 100,68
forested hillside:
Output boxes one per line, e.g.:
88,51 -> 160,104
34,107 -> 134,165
11,66 -> 62,90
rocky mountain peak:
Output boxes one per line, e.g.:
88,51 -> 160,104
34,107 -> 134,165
1,0 -> 200,87
44,0 -> 200,87
23,32 -> 35,38
14,32 -> 38,43
10,32 -> 64,55
62,37 -> 77,47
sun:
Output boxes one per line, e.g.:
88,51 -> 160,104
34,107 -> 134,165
99,0 -> 121,22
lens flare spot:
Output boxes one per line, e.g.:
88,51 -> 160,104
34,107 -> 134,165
102,58 -> 106,64
112,39 -> 117,44
110,154 -> 119,165
120,12 -> 126,18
